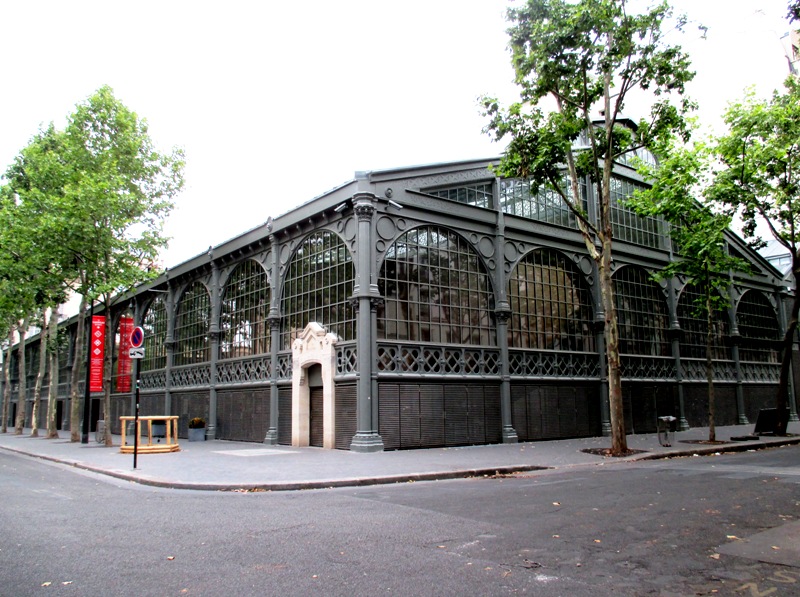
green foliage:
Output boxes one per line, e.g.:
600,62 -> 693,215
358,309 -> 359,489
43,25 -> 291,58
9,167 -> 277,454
709,78 -> 800,259
628,139 -> 750,316
482,0 -> 696,241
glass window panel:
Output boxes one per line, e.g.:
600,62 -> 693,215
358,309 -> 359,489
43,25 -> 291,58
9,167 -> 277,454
142,297 -> 168,371
174,282 -> 211,366
737,291 -> 780,363
677,283 -> 731,360
507,249 -> 595,351
378,226 -> 496,346
221,259 -> 271,359
614,266 -> 669,356
281,231 -> 355,350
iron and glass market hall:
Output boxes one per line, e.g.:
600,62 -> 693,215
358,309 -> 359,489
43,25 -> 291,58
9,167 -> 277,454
6,157 -> 798,451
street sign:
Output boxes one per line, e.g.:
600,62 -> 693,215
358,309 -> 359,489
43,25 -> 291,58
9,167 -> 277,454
130,326 -> 145,348
129,347 -> 145,359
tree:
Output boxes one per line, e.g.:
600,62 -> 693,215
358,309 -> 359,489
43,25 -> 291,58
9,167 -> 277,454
628,141 -> 750,441
482,0 -> 695,455
709,78 -> 800,436
61,86 -> 184,445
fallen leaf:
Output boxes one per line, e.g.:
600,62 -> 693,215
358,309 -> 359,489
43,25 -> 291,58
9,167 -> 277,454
726,535 -> 740,541
552,535 -> 560,538
772,546 -> 781,550
62,581 -> 72,585
167,556 -> 175,561
552,502 -> 561,506
41,582 -> 52,587
709,553 -> 720,560
594,539 -> 602,543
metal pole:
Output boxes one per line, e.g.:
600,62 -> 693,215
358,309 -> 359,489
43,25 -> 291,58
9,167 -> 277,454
133,357 -> 140,469
81,301 -> 94,444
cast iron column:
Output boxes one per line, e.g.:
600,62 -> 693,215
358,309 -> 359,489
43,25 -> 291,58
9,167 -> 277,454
265,233 -> 280,445
492,193 -> 517,442
207,254 -> 220,440
666,277 -> 689,430
163,283 -> 176,417
349,193 -> 384,452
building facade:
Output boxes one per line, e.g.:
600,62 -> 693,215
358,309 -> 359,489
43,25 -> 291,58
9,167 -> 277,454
3,157 -> 797,450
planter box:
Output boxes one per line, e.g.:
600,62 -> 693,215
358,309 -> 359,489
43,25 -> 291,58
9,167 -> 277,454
188,427 -> 206,442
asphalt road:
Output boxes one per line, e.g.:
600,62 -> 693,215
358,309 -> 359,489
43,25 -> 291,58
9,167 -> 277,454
1,445 -> 799,596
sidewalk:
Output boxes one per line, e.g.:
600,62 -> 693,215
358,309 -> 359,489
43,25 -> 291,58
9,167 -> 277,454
0,424 -> 797,492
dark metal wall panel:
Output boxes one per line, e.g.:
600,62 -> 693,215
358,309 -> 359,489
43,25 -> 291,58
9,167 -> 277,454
335,383 -> 357,450
444,385 -> 467,445
421,385 -> 445,446
170,391 -> 209,437
483,385 -> 502,444
400,384 -> 421,448
467,386 -> 486,444
217,388 -> 269,443
379,384 -> 401,450
277,387 -> 292,445
511,382 -> 600,441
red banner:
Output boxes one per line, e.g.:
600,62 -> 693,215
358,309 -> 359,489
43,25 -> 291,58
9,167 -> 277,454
116,316 -> 133,392
90,315 -> 106,393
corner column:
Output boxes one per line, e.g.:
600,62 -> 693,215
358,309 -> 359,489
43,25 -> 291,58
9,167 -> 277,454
207,256 -> 221,440
265,233 -> 280,444
349,194 -> 384,452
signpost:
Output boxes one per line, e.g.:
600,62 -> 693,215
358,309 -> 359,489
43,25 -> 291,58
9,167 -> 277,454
129,326 -> 144,469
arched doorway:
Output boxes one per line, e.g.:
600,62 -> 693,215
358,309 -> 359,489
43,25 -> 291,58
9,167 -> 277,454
291,323 -> 338,449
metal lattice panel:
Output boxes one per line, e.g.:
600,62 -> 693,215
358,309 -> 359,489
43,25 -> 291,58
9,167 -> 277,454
142,297 -> 168,371
614,266 -> 670,357
221,259 -> 271,359
174,282 -> 211,366
736,290 -> 780,363
740,361 -> 781,383
677,283 -> 731,360
377,343 -> 500,376
276,353 -> 292,380
508,350 -> 599,378
140,369 -> 167,391
378,226 -> 496,346
281,231 -> 355,350
620,355 -> 675,380
171,363 -> 211,388
681,358 -> 738,382
335,343 -> 358,376
216,356 -> 271,385
508,249 -> 595,351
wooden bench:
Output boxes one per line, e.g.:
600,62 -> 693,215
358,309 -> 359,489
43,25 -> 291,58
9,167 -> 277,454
119,416 -> 180,453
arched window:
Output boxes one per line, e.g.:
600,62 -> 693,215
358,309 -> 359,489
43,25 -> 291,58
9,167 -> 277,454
174,282 -> 211,366
141,297 -> 168,371
378,226 -> 495,345
508,249 -> 594,351
281,231 -> 355,350
737,291 -> 780,363
613,266 -> 669,357
221,260 -> 270,359
677,283 -> 731,360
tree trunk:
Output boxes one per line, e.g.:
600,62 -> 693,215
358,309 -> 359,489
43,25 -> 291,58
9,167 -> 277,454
31,309 -> 51,438
599,244 -> 628,456
775,288 -> 800,436
69,295 -> 87,442
1,327 -> 14,433
46,306 -> 60,439
706,293 -> 716,443
14,318 -> 29,435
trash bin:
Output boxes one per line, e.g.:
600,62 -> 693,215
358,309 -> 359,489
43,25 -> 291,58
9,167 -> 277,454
657,416 -> 677,447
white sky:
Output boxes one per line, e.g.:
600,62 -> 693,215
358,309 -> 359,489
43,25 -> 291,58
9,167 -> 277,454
0,0 -> 794,268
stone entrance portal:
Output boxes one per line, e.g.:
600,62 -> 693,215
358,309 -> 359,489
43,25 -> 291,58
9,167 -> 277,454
291,323 -> 338,449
